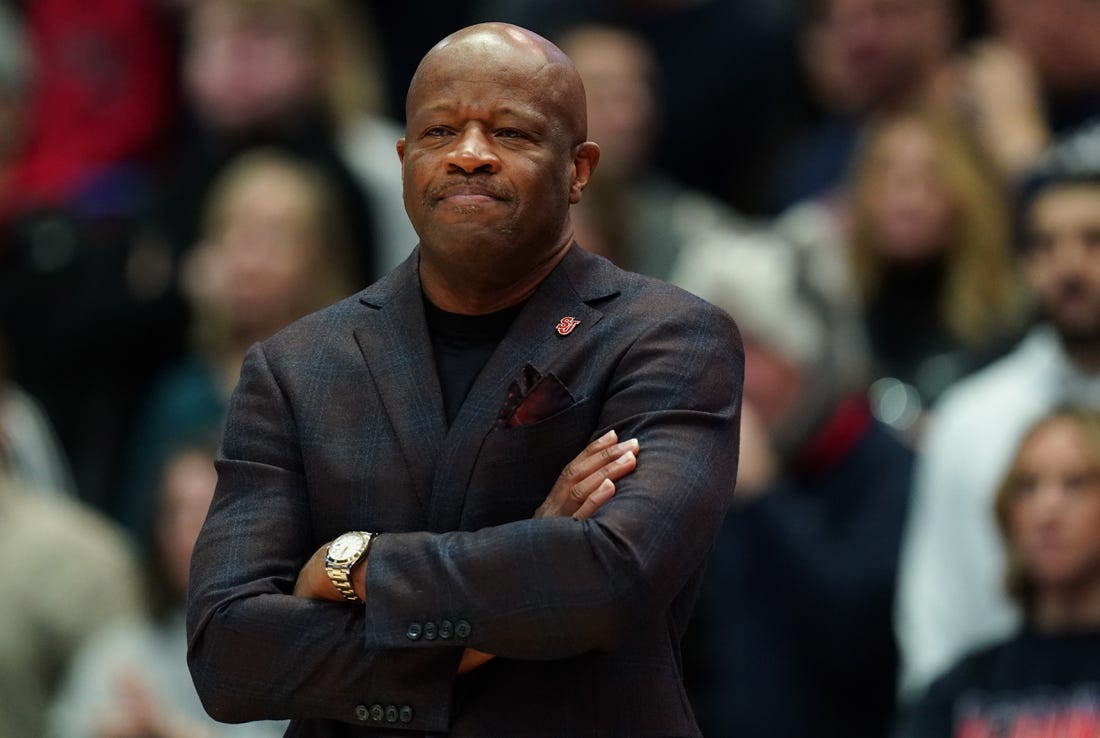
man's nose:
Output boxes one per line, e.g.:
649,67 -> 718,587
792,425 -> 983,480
1048,236 -> 1090,273
445,127 -> 500,174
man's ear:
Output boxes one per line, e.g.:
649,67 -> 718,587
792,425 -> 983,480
396,138 -> 407,174
569,141 -> 601,205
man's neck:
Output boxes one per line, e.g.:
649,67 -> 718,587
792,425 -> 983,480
1064,343 -> 1100,374
420,242 -> 571,315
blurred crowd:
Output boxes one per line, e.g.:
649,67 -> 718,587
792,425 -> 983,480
2,0 -> 1100,736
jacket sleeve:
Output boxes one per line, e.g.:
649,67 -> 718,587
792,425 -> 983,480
360,300 -> 743,658
186,342 -> 464,730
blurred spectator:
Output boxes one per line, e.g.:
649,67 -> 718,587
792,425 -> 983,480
555,24 -> 748,282
0,0 -> 184,513
49,443 -> 287,738
473,0 -> 803,214
954,0 -> 1100,183
1,0 -> 174,223
164,0 -> 379,285
847,107 -> 1030,431
896,407 -> 1100,737
118,148 -> 359,537
0,472 -> 141,738
0,470 -> 142,738
328,3 -> 418,274
0,328 -> 140,737
895,159 -> 1100,700
0,331 -> 74,497
0,3 -> 28,229
774,0 -> 961,208
677,231 -> 913,738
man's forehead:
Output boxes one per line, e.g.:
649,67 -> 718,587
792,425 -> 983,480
1032,183 -> 1100,211
418,40 -> 564,91
407,23 -> 587,138
434,22 -> 566,63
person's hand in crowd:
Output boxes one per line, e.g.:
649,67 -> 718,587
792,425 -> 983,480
734,402 -> 779,502
955,39 -> 1049,181
92,669 -> 215,738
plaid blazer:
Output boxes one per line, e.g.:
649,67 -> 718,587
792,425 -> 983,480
187,244 -> 743,737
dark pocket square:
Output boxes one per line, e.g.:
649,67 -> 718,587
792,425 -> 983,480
497,365 -> 575,428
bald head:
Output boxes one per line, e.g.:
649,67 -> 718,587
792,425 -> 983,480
407,23 -> 589,144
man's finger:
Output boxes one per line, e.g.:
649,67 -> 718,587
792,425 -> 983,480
565,450 -> 636,509
572,478 -> 616,520
561,438 -> 639,485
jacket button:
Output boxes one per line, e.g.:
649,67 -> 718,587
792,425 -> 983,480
354,704 -> 369,721
400,705 -> 414,723
455,619 -> 472,638
439,620 -> 453,639
406,622 -> 423,640
423,621 -> 437,640
370,704 -> 385,721
385,705 -> 399,723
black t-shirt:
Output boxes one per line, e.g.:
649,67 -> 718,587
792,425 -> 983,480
896,627 -> 1100,738
424,296 -> 525,426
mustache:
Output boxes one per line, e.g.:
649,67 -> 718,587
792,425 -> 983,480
426,178 -> 514,202
1049,278 -> 1092,301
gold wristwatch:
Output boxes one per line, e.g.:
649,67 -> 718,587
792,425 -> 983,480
324,531 -> 375,603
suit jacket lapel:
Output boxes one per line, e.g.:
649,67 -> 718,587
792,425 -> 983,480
427,246 -> 620,532
352,251 -> 444,520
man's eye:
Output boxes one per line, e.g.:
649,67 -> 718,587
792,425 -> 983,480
1083,228 -> 1100,250
424,127 -> 451,138
496,129 -> 525,139
1027,234 -> 1053,254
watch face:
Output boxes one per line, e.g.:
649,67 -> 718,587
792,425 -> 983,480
329,533 -> 364,561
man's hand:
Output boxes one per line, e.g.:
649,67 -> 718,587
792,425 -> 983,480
92,669 -> 215,738
292,543 -> 346,601
534,429 -> 638,520
955,40 -> 1048,181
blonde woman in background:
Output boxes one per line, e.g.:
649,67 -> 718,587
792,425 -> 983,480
181,0 -> 414,276
896,407 -> 1100,737
847,107 -> 1031,433
118,148 -> 359,539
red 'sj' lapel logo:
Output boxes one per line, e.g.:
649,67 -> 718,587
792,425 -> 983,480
556,316 -> 580,336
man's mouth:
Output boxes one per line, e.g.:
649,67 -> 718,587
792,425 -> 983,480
430,181 -> 510,205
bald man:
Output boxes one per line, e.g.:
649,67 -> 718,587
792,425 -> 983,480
187,23 -> 743,736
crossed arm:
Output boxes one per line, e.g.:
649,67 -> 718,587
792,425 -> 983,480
291,429 -> 640,673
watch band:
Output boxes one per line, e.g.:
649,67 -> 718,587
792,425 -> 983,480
325,531 -> 375,603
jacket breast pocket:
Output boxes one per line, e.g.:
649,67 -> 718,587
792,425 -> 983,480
463,398 -> 596,528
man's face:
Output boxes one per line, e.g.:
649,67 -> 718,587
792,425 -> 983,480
563,29 -> 656,180
184,2 -> 323,132
742,337 -> 805,435
1025,184 -> 1100,348
988,0 -> 1100,95
825,0 -> 955,110
397,40 -> 593,282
